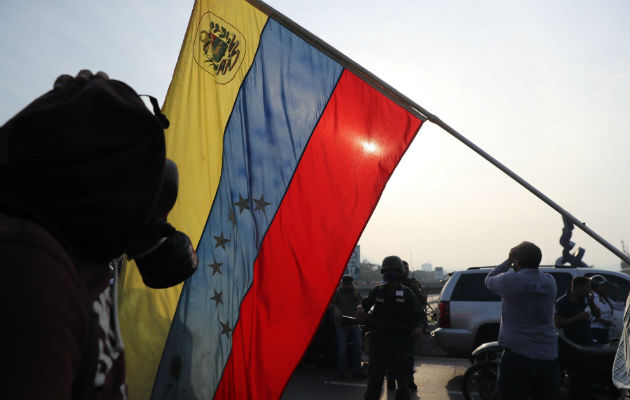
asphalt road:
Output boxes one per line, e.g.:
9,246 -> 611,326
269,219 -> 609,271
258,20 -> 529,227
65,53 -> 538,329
281,295 -> 464,399
282,355 -> 469,400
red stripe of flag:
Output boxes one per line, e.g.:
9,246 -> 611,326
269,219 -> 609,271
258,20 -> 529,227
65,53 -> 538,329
214,70 -> 423,399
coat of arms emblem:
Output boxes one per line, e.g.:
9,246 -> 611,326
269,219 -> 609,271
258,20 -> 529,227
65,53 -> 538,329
194,12 -> 245,84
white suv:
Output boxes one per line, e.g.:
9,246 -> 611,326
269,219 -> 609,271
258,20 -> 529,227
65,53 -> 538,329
431,266 -> 629,357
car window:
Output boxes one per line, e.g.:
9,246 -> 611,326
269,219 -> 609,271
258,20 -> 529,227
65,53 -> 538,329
548,272 -> 572,299
451,273 -> 500,301
451,271 -> 572,301
584,273 -> 630,302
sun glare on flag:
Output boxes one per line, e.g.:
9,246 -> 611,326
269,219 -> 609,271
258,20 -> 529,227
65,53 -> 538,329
121,1 -> 423,398
361,140 -> 379,154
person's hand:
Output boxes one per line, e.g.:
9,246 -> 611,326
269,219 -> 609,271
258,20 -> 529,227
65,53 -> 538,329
599,319 -> 613,327
53,69 -> 109,91
508,245 -> 520,267
586,292 -> 595,304
508,246 -> 517,262
576,311 -> 591,321
332,306 -> 341,320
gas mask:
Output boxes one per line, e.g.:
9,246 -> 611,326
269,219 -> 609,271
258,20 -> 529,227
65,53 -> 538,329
383,272 -> 402,284
125,158 -> 198,289
123,96 -> 198,289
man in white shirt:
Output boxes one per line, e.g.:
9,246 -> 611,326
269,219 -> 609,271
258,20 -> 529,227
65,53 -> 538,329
590,275 -> 625,344
485,241 -> 558,400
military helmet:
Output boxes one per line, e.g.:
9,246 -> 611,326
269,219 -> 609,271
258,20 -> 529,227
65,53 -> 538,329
589,274 -> 608,288
381,255 -> 403,273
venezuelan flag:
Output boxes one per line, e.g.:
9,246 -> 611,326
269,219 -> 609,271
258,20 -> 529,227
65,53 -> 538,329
118,0 -> 424,398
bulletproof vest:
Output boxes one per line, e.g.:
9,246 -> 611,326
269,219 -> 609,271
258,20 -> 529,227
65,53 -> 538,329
370,285 -> 413,332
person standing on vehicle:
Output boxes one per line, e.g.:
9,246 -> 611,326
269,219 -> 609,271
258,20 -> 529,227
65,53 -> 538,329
331,275 -> 366,379
555,276 -> 601,346
358,256 -> 425,400
484,241 -> 559,400
589,275 -> 625,344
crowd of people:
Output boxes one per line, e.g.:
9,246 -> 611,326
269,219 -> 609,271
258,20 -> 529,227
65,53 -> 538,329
485,241 -> 629,399
3,71 -> 629,400
325,256 -> 428,400
323,241 -> 630,400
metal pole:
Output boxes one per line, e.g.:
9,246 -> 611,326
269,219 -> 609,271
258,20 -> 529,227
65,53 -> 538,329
426,114 -> 630,266
245,0 -> 429,121
246,0 -> 630,267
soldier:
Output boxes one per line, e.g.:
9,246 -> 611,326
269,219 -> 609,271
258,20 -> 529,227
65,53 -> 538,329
387,260 -> 427,390
358,256 -> 426,400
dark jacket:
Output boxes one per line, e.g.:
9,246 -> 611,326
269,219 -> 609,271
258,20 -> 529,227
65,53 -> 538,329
0,212 -> 127,399
556,292 -> 593,346
331,286 -> 363,318
361,283 -> 425,334
0,78 -> 167,399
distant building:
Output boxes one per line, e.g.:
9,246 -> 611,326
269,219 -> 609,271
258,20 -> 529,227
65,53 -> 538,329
412,270 -> 435,284
434,267 -> 444,281
344,245 -> 360,280
421,262 -> 433,272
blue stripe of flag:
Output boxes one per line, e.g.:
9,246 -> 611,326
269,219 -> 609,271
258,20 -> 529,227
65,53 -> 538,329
151,19 -> 343,398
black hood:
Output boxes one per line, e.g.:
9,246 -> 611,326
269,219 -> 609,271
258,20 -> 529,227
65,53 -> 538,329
0,78 -> 166,261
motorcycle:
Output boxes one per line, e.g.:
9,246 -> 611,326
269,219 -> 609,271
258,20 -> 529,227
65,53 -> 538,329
461,335 -> 625,400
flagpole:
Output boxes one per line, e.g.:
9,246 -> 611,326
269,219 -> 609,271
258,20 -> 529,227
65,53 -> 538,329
246,0 -> 630,267
426,115 -> 630,266
245,0 -> 429,122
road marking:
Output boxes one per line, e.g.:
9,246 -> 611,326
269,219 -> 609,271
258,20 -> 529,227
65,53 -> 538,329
324,380 -> 368,388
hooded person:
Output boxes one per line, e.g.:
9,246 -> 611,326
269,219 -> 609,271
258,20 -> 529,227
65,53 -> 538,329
0,70 -> 197,399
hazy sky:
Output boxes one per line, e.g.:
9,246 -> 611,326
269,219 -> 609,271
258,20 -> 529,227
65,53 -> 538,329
1,0 -> 628,271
